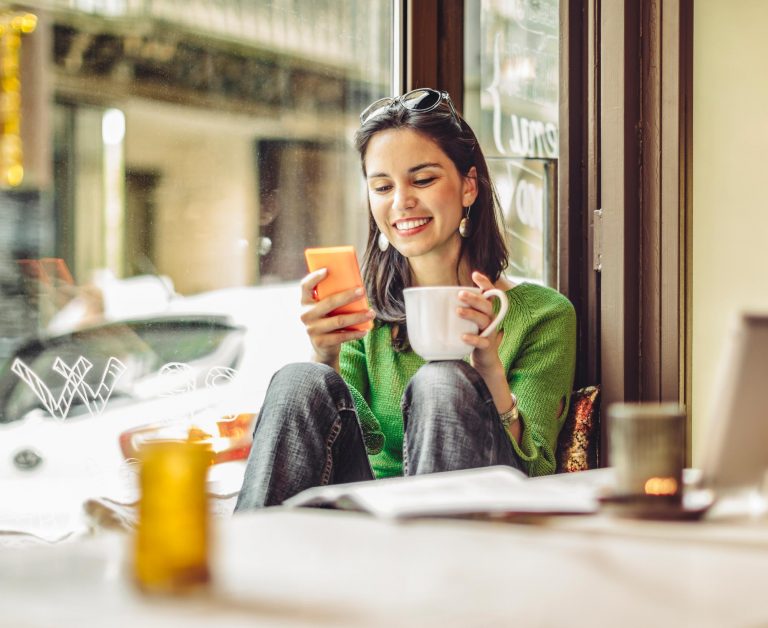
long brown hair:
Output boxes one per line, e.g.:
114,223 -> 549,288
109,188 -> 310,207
354,94 -> 508,349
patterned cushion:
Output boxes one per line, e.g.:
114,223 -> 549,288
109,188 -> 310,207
556,385 -> 600,473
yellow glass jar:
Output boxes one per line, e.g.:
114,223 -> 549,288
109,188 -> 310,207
134,440 -> 213,594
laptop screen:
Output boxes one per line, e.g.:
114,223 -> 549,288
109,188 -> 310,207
699,312 -> 768,491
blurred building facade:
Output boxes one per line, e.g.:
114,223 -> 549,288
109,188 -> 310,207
0,0 -> 393,344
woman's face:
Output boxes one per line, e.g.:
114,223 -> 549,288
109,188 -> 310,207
363,128 -> 477,265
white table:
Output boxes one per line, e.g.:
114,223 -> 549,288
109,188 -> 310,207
2,505 -> 768,627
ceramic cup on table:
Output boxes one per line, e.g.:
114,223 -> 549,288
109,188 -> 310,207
403,286 -> 508,361
605,402 -> 687,517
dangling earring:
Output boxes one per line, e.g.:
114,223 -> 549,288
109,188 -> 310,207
459,205 -> 472,238
377,231 -> 390,252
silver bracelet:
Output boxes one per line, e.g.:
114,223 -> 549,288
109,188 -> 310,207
498,393 -> 519,429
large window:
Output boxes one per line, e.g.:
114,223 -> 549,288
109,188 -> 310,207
0,0 -> 394,538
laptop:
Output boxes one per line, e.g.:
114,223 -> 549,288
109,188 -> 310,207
698,312 -> 768,493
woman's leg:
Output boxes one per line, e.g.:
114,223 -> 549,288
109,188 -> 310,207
401,360 -> 524,476
234,362 -> 373,511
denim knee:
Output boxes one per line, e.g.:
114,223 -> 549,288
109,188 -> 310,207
402,360 -> 512,475
260,362 -> 354,431
406,360 -> 486,401
269,361 -> 342,394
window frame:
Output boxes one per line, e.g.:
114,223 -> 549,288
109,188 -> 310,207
404,0 -> 694,465
597,0 -> 693,463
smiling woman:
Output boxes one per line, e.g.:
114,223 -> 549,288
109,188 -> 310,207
234,88 -> 577,512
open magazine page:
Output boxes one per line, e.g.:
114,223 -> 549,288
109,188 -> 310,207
283,466 -> 599,520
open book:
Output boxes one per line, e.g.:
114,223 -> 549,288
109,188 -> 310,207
283,465 -> 599,520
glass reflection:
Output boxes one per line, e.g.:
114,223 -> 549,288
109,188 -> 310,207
464,0 -> 559,285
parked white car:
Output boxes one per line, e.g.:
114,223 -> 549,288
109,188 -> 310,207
0,281 -> 309,540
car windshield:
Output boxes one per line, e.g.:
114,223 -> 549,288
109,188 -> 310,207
0,316 -> 245,424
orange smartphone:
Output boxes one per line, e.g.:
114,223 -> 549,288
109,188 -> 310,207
304,245 -> 373,332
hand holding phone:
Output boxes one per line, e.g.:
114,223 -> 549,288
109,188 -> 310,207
304,246 -> 373,332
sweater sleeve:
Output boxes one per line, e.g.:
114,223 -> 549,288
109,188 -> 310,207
506,290 -> 577,476
339,338 -> 385,455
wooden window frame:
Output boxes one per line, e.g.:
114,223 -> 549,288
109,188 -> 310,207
598,0 -> 693,462
403,0 -> 464,107
403,0 -> 694,464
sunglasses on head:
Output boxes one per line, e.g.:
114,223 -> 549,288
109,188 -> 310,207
359,88 -> 459,126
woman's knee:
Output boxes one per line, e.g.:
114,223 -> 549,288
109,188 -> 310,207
269,361 -> 343,395
407,360 -> 483,398
262,361 -> 354,431
402,362 -> 492,427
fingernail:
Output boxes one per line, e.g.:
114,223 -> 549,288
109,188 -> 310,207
355,287 -> 364,296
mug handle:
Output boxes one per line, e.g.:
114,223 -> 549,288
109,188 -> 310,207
478,289 -> 509,338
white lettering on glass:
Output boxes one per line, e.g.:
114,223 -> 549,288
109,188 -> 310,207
505,115 -> 557,159
515,180 -> 543,230
485,32 -> 558,159
12,357 -> 240,422
11,356 -> 127,421
488,32 -> 506,157
205,365 -> 237,387
158,362 -> 196,396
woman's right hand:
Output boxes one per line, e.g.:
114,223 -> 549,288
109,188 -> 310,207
300,268 -> 375,369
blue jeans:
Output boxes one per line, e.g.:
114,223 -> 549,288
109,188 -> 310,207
234,361 -> 523,511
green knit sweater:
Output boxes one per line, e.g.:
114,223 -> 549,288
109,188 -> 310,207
339,282 -> 577,478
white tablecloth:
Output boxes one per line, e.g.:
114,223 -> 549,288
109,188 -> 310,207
3,503 -> 768,627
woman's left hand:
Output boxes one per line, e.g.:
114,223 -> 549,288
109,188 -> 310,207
458,271 -> 505,377
459,272 -> 520,442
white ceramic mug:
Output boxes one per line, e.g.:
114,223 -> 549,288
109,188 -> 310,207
403,286 -> 509,361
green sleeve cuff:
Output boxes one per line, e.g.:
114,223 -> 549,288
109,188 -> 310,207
508,412 -> 539,464
508,406 -> 564,476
